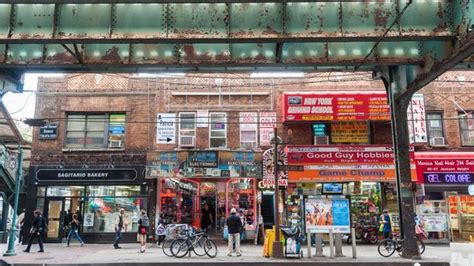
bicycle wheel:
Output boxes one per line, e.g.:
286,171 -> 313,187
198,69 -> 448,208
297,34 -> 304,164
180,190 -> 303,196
171,238 -> 189,258
162,239 -> 174,257
204,239 -> 218,258
378,239 -> 396,257
192,237 -> 207,256
417,239 -> 425,255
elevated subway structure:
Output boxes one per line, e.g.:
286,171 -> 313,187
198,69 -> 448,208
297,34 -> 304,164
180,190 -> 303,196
0,0 -> 473,259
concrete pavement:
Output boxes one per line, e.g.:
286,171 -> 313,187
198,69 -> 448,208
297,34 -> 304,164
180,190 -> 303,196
0,243 -> 450,265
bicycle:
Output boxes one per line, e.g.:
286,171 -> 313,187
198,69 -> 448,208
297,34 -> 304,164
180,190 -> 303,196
377,233 -> 425,257
159,224 -> 190,257
170,227 -> 218,258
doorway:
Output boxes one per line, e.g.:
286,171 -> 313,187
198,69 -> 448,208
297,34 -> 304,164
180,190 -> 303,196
44,197 -> 65,242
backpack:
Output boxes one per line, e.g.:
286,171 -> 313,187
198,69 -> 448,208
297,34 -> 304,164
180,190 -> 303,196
141,215 -> 150,227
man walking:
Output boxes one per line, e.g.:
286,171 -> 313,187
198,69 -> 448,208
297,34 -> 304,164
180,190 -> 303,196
113,208 -> 125,249
226,208 -> 242,257
23,210 -> 47,253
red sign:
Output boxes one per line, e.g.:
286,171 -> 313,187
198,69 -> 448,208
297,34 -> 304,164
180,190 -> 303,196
415,152 -> 474,184
287,145 -> 417,182
282,91 -> 390,121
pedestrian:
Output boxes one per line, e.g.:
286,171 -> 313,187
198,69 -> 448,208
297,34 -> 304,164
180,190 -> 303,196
380,210 -> 392,239
113,208 -> 125,249
155,214 -> 166,248
201,203 -> 213,231
415,214 -> 427,240
67,214 -> 85,247
17,209 -> 25,244
137,210 -> 150,253
226,208 -> 242,257
23,210 -> 47,253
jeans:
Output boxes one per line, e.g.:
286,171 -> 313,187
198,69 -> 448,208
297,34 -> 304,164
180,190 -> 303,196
67,229 -> 84,246
228,233 -> 241,254
113,227 -> 123,246
25,231 -> 44,251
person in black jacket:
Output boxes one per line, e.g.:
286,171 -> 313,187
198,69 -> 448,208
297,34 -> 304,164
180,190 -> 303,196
226,208 -> 242,257
23,210 -> 47,253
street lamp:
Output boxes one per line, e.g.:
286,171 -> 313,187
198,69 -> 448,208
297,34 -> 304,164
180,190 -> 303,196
270,127 -> 292,259
3,145 -> 23,256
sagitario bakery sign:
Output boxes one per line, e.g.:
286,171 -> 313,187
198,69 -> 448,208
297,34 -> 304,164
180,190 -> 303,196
415,152 -> 474,185
287,145 -> 417,182
282,91 -> 390,121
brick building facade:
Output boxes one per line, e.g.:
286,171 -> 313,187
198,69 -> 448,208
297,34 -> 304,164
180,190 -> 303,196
27,70 -> 474,243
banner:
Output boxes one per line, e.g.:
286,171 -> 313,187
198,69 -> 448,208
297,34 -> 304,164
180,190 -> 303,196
415,152 -> 474,184
305,196 -> 350,233
420,215 -> 448,232
287,145 -> 417,182
330,121 -> 369,143
282,91 -> 390,121
408,94 -> 427,143
156,113 -> 176,144
259,112 -> 277,147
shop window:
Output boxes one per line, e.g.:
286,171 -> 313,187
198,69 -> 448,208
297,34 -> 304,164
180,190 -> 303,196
459,112 -> 474,146
209,112 -> 226,148
427,113 -> 445,145
65,113 -> 126,149
82,197 -> 147,233
115,186 -> 143,197
46,186 -> 85,197
178,112 -> 196,147
86,186 -> 115,197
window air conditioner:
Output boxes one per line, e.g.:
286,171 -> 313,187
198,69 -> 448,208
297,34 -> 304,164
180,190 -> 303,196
109,140 -> 123,148
179,136 -> 195,147
430,137 -> 445,146
314,136 -> 329,145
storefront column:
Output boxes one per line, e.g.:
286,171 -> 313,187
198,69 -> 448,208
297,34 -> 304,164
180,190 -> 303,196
382,66 -> 419,259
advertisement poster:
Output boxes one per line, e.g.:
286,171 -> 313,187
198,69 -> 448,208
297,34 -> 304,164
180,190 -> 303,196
262,147 -> 288,186
156,113 -> 176,144
415,152 -> 474,184
305,197 -> 350,233
259,112 -> 277,147
282,91 -> 390,121
83,213 -> 94,227
331,121 -> 369,143
287,145 -> 417,182
420,215 -> 448,232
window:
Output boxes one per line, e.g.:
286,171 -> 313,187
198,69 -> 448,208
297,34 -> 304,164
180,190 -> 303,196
209,112 -> 226,148
65,113 -> 125,149
240,112 -> 258,149
179,112 -> 196,146
459,112 -> 474,146
427,113 -> 444,143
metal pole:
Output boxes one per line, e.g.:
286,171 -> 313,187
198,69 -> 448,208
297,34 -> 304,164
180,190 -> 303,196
3,145 -> 23,256
272,127 -> 284,258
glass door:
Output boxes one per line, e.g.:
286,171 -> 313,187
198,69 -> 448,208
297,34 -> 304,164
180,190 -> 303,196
44,197 -> 65,242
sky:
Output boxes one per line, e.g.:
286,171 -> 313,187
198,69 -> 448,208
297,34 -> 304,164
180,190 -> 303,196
3,73 -> 63,120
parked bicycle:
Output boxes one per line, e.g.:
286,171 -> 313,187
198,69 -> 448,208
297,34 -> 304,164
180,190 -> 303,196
377,233 -> 425,257
170,226 -> 218,258
159,224 -> 191,257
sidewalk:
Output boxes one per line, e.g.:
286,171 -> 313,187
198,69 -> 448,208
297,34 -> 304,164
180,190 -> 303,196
0,243 -> 450,265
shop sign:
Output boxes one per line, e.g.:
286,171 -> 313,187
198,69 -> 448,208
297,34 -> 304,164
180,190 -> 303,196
305,196 -> 350,233
257,178 -> 288,190
188,151 -> 218,168
330,121 -> 369,143
240,112 -> 258,131
282,92 -> 390,122
407,94 -> 427,144
424,173 -> 473,184
420,214 -> 448,232
36,168 -> 138,182
39,123 -> 58,140
287,145 -> 417,182
415,152 -> 474,184
156,113 -> 176,144
259,112 -> 277,146
197,110 -> 209,127
312,123 -> 327,136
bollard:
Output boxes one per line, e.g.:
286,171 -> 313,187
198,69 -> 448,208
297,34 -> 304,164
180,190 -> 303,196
315,233 -> 325,257
307,231 -> 311,258
351,227 -> 357,259
334,233 -> 344,257
329,229 -> 334,258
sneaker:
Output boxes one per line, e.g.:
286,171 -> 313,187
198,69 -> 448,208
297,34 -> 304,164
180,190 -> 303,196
38,250 -> 44,253
236,253 -> 242,257
80,243 -> 85,247
227,253 -> 232,257
23,250 -> 30,253
114,246 -> 122,249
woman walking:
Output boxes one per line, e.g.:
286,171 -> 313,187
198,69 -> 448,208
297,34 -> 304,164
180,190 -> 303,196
137,210 -> 150,253
67,214 -> 85,247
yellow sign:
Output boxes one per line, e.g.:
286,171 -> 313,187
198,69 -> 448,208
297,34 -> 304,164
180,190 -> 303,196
331,121 -> 369,143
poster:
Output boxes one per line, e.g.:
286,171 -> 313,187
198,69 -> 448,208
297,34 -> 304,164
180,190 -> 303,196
408,94 -> 427,144
240,112 -> 258,131
331,121 -> 369,143
259,112 -> 276,146
156,113 -> 176,144
262,147 -> 288,186
282,91 -> 390,121
305,197 -> 350,233
420,215 -> 448,232
83,213 -> 94,227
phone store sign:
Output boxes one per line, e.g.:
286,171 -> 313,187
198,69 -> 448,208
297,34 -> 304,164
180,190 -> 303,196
424,173 -> 473,184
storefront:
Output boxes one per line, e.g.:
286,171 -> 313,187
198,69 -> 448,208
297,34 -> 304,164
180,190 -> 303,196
147,151 -> 261,240
286,145 -> 417,230
415,152 -> 474,242
25,165 -> 148,243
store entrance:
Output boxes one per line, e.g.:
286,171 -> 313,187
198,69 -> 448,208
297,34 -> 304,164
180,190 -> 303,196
44,197 -> 83,243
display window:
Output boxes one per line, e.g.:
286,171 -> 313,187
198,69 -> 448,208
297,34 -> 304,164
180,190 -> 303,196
417,200 -> 449,241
